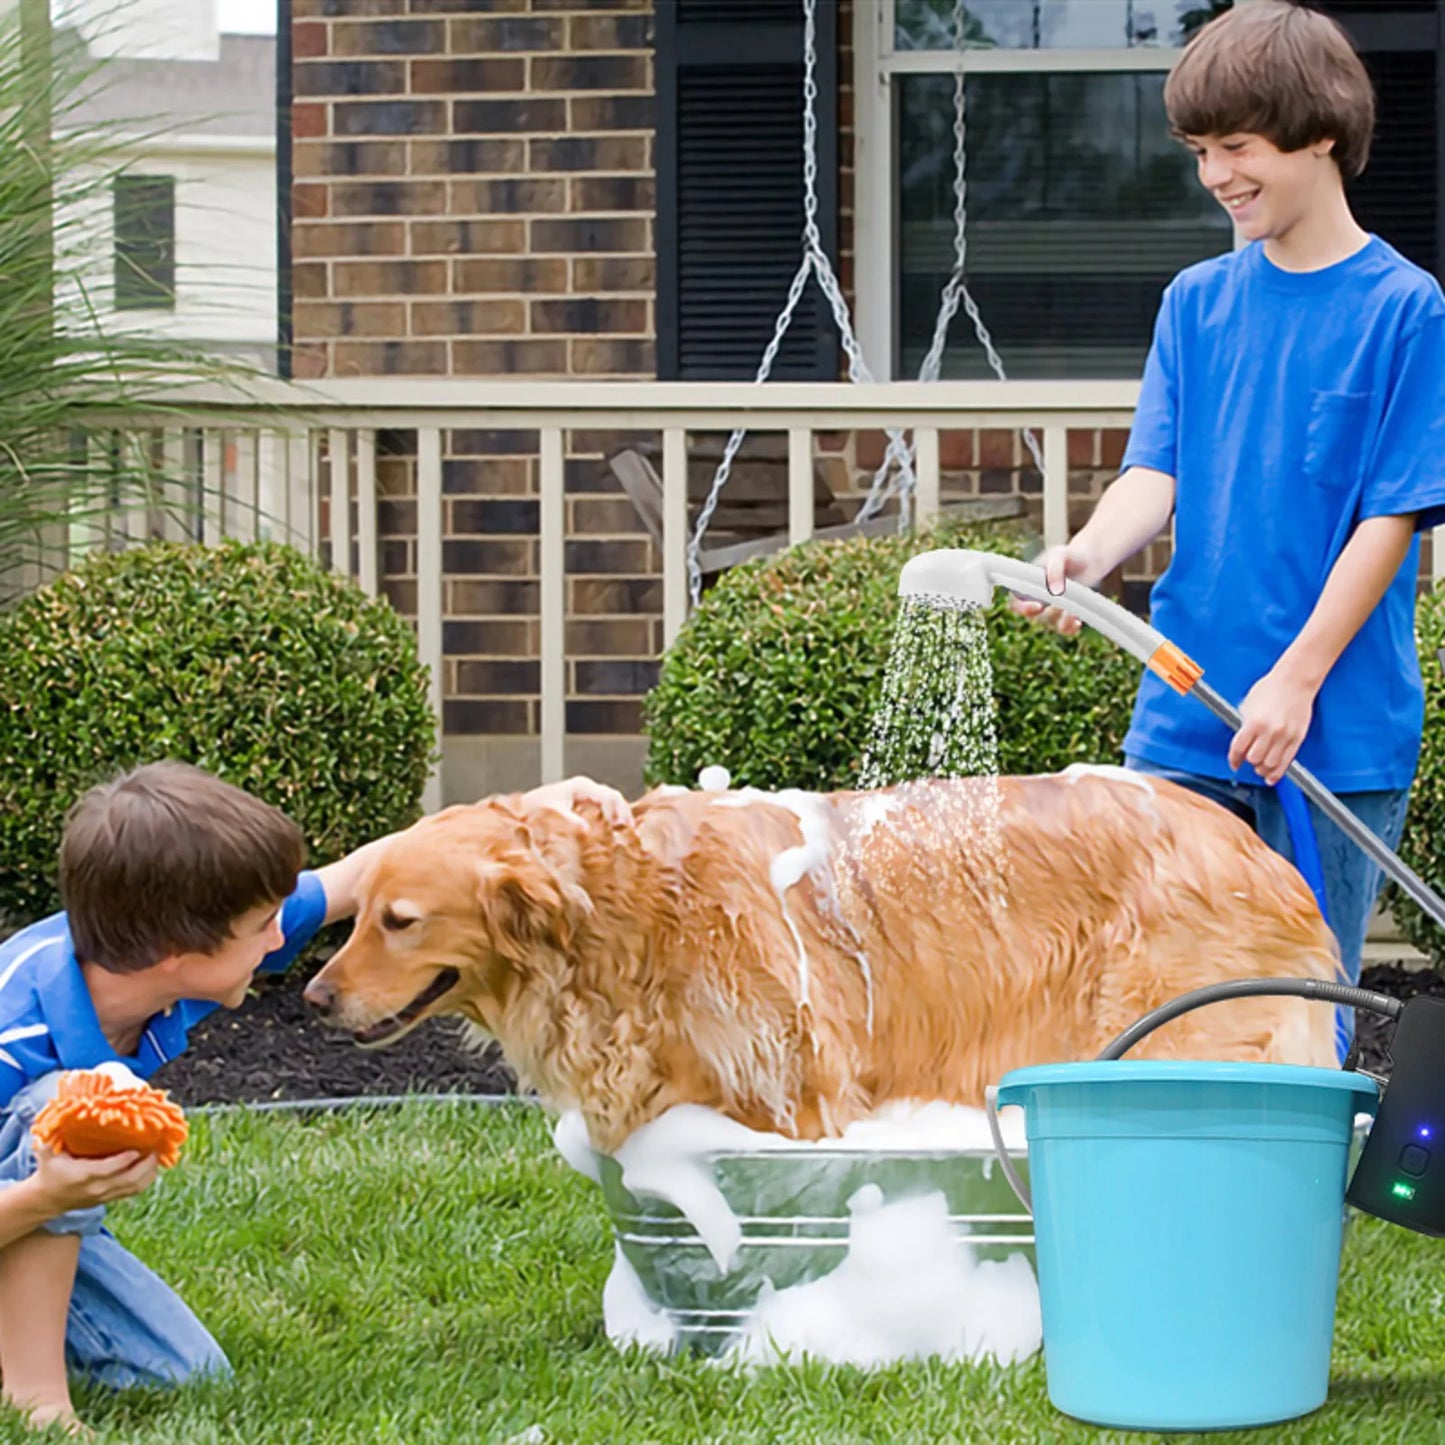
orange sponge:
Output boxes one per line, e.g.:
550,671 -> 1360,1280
31,1071 -> 189,1169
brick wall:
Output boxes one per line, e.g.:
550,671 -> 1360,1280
291,0 -> 654,379
293,0 -> 664,770
289,0 -> 1201,788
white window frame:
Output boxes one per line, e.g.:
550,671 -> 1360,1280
854,0 -> 1213,381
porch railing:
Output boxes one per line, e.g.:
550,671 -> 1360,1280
49,378 -> 1439,808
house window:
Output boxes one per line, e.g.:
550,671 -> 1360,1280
113,175 -> 176,311
861,0 -> 1236,379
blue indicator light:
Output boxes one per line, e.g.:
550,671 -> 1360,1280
1421,1127 -> 1433,1140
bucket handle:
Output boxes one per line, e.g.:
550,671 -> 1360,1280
985,1084 -> 1031,1213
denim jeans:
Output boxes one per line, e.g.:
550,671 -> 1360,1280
1125,756 -> 1411,1057
0,1074 -> 230,1390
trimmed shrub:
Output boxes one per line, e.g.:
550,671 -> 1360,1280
1387,583 -> 1445,965
0,540 -> 436,927
644,522 -> 1141,791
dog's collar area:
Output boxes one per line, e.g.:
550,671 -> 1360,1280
353,967 -> 461,1047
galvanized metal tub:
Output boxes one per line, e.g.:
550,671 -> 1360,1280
596,1144 -> 1034,1357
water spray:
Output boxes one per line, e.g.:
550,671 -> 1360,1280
899,547 -> 1445,933
906,548 -> 1445,1238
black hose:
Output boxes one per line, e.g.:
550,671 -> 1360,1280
1097,978 -> 1403,1061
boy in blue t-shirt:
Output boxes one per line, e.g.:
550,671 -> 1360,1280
0,761 -> 627,1433
1020,1 -> 1445,1004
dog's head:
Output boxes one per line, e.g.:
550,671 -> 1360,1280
303,799 -> 596,1047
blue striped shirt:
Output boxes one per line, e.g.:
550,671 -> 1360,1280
0,872 -> 327,1109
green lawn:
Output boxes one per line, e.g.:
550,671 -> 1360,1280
7,1100 -> 1444,1445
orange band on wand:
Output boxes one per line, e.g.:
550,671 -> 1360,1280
1147,640 -> 1204,695
31,1071 -> 189,1169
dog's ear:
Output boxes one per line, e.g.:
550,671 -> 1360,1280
478,816 -> 594,957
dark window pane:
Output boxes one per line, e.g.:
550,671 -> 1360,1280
896,0 -> 1233,51
113,175 -> 176,311
896,71 -> 1233,377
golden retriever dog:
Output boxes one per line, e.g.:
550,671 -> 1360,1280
304,771 -> 1340,1152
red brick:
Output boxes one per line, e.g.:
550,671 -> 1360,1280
571,256 -> 653,291
448,15 -> 563,51
410,219 -> 525,255
569,337 -> 654,376
448,177 -> 567,214
454,257 -> 568,292
330,179 -> 448,218
1068,429 -> 1097,468
294,21 -> 329,58
293,183 -> 329,220
856,430 -> 886,469
411,299 -> 527,335
451,339 -> 569,374
1100,428 -> 1130,470
294,301 -> 407,338
978,429 -> 1015,469
293,102 -> 328,139
292,261 -> 329,300
531,298 -> 648,335
290,342 -> 329,379
410,58 -> 526,93
567,12 -> 649,50
292,220 -> 406,259
331,18 -> 444,55
566,619 -> 652,655
333,259 -> 447,296
408,138 -> 526,175
939,430 -> 975,469
333,340 -> 447,375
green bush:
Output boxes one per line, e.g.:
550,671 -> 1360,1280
1387,583 -> 1445,965
644,522 -> 1141,791
0,540 -> 436,927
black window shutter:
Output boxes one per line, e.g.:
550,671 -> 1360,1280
1314,3 -> 1441,282
656,0 -> 839,380
1350,48 -> 1439,279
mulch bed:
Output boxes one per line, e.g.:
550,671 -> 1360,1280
155,958 -> 1440,1108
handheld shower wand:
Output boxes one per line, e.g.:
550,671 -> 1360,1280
898,547 -> 1445,934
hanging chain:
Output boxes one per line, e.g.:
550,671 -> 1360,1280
686,0 -> 1040,606
686,0 -> 913,604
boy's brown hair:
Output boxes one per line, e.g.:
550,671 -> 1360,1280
1165,1 -> 1375,179
60,762 -> 306,973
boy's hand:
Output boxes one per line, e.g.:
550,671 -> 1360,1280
1229,665 -> 1319,785
525,776 -> 633,826
31,1143 -> 159,1215
1010,541 -> 1108,636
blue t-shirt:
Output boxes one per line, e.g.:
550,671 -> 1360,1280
1123,235 -> 1445,791
0,871 -> 328,1110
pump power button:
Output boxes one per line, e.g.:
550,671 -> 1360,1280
1400,1145 -> 1430,1176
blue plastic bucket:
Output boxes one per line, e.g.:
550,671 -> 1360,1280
992,1061 -> 1378,1431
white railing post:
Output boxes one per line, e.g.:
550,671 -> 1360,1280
662,427 -> 688,647
1042,424 -> 1068,549
914,427 -> 940,524
1434,524 -> 1444,587
788,427 -> 812,544
356,429 -> 379,597
234,430 -> 258,543
202,429 -> 225,545
257,429 -> 284,543
417,428 -> 444,813
539,428 -> 567,786
328,427 -> 351,576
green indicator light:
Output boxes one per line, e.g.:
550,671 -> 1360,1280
1393,1182 -> 1417,1201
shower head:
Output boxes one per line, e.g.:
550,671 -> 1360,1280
898,548 -> 1201,693
897,549 -> 997,608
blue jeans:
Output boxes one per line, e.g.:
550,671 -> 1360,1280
1126,757 -> 1411,1054
0,1074 -> 230,1391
